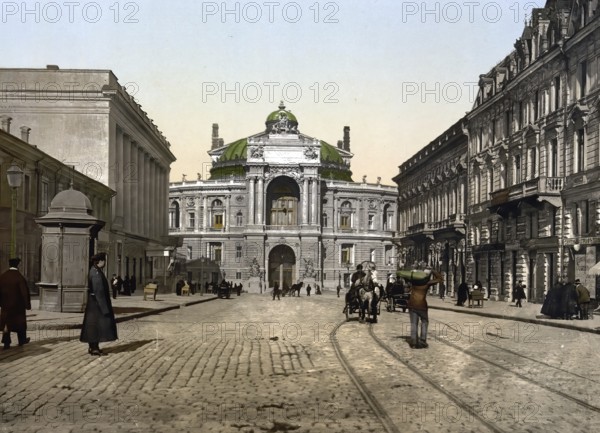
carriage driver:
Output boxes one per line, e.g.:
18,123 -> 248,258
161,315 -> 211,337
349,264 -> 367,299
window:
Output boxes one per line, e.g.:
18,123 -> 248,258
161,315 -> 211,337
580,60 -> 588,99
474,173 -> 481,204
41,181 -> 49,215
322,213 -> 328,227
187,246 -> 192,260
340,201 -> 352,229
368,214 -> 375,230
169,201 -> 180,229
577,128 -> 585,173
518,101 -> 524,129
236,245 -> 242,262
491,118 -> 496,144
505,109 -> 512,137
530,147 -> 537,179
514,155 -> 521,184
270,197 -> 297,226
550,139 -> 558,177
534,91 -> 539,121
341,244 -> 353,265
209,243 -> 222,263
554,76 -> 561,110
370,249 -> 376,262
23,175 -> 30,211
211,199 -> 224,228
188,212 -> 195,228
236,272 -> 242,280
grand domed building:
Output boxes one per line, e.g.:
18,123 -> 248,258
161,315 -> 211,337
169,104 -> 397,292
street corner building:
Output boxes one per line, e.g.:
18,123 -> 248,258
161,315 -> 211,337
395,0 -> 600,302
169,103 -> 398,292
0,66 -> 178,292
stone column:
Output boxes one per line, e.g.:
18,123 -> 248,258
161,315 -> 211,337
302,177 -> 309,225
143,152 -> 150,235
195,194 -> 201,232
116,128 -> 124,228
257,177 -> 264,225
248,177 -> 255,224
149,159 -> 156,239
131,142 -> 139,235
226,195 -> 231,230
203,195 -> 208,230
333,198 -> 338,232
138,146 -> 145,235
311,178 -> 317,225
123,134 -> 131,232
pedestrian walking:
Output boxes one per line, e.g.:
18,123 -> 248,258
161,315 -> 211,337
0,258 -> 31,349
306,284 -> 311,296
456,281 -> 468,306
515,284 -> 526,308
439,281 -> 446,300
130,275 -> 136,294
272,281 -> 281,300
123,275 -> 131,296
110,274 -> 119,299
336,284 -> 341,298
80,253 -> 117,356
575,279 -> 591,320
407,269 -> 443,349
513,281 -> 523,303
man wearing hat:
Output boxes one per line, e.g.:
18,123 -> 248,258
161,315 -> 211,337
0,258 -> 31,349
575,279 -> 590,320
80,253 -> 117,356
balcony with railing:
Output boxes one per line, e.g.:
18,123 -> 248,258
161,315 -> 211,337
490,176 -> 563,208
406,222 -> 433,238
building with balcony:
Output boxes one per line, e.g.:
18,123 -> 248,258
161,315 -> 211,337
393,119 -> 468,296
169,104 -> 397,292
396,1 -> 600,301
463,0 -> 600,301
0,66 -> 178,287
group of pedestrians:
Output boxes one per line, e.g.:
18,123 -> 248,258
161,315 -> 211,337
109,274 -> 136,298
541,278 -> 594,320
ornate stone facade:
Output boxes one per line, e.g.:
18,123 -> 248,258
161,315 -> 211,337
169,104 -> 397,292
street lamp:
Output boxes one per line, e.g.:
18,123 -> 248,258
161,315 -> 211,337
7,163 -> 23,258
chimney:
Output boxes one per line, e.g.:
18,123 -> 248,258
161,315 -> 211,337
343,126 -> 350,151
20,126 -> 31,143
337,140 -> 343,149
212,123 -> 220,149
46,65 -> 60,70
0,115 -> 12,133
219,138 -> 224,147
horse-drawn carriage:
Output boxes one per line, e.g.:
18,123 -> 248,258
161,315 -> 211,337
385,278 -> 409,312
343,261 -> 382,323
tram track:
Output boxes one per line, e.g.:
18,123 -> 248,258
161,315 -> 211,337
331,319 -> 506,433
332,310 -> 600,433
423,316 -> 600,413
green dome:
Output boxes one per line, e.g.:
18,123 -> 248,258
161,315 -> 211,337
219,137 -> 247,162
320,140 -> 344,164
266,109 -> 298,123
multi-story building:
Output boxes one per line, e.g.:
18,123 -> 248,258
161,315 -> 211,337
169,104 -> 398,291
0,127 -> 113,284
0,66 -> 177,286
393,119 -> 468,296
396,0 -> 600,302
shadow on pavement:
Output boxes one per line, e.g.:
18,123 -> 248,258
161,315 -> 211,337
102,339 -> 154,354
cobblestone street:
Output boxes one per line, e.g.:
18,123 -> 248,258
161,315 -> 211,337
1,292 -> 599,433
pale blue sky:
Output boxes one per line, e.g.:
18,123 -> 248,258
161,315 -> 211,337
1,0 -> 546,183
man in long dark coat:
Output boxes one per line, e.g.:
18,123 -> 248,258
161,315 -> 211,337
80,253 -> 117,356
0,258 -> 31,349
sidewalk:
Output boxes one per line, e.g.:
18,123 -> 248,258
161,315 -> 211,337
427,295 -> 600,334
26,291 -> 218,330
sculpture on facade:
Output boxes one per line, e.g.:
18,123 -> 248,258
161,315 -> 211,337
250,258 -> 261,277
303,258 -> 316,278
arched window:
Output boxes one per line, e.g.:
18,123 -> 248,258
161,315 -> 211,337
236,211 -> 243,226
169,201 -> 180,229
340,201 -> 352,229
211,199 -> 224,229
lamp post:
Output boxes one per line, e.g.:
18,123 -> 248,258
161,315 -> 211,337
7,163 -> 23,258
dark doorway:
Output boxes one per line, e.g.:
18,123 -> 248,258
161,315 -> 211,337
268,245 -> 296,290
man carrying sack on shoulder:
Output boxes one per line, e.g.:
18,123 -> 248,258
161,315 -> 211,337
401,268 -> 443,349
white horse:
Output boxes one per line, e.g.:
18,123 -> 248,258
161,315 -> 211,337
358,267 -> 381,323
